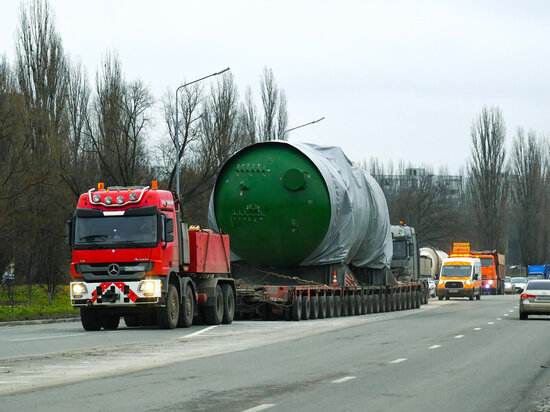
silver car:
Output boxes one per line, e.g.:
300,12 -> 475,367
519,280 -> 550,320
512,277 -> 528,294
504,277 -> 514,294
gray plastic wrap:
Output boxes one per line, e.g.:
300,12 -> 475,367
208,141 -> 393,269
293,143 -> 392,269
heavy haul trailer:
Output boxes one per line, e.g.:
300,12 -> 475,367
209,141 -> 426,319
67,182 -> 236,331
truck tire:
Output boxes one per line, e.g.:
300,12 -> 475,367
204,285 -> 224,325
355,294 -> 362,315
415,291 -> 421,308
385,293 -> 392,312
389,294 -> 396,311
361,295 -> 368,314
158,284 -> 180,329
476,290 -> 481,301
318,296 -> 327,319
365,295 -> 373,314
301,296 -> 310,320
438,295 -> 443,301
379,294 -> 386,313
372,294 -> 380,313
395,293 -> 401,311
124,315 -> 140,327
348,295 -> 355,316
341,296 -> 349,316
334,296 -> 342,317
178,285 -> 195,328
80,307 -> 101,331
326,295 -> 334,318
221,284 -> 235,325
291,295 -> 302,321
310,296 -> 319,319
101,314 -> 120,330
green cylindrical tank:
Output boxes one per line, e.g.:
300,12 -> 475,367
211,142 -> 331,267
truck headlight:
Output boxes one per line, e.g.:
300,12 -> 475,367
464,280 -> 472,285
72,283 -> 87,297
139,280 -> 156,296
488,280 -> 494,285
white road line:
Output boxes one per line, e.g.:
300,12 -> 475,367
332,376 -> 356,383
497,318 -> 502,320
488,322 -> 494,325
390,358 -> 407,364
514,306 -> 518,309
509,310 -> 514,312
8,333 -> 85,342
504,314 -> 509,317
473,327 -> 482,330
242,404 -> 276,412
181,325 -> 218,338
454,335 -> 464,339
429,345 -> 441,349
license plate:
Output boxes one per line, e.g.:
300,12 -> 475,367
448,290 -> 459,293
537,296 -> 550,300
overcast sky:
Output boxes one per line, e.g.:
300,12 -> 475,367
1,0 -> 550,173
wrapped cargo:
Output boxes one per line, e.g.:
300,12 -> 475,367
208,141 -> 392,269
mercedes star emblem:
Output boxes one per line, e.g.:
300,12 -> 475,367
107,263 -> 120,276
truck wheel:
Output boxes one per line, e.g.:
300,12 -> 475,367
301,296 -> 310,320
476,289 -> 481,301
395,293 -> 401,311
334,296 -> 342,317
178,285 -> 195,328
438,295 -> 443,301
361,295 -> 368,314
204,285 -> 224,325
341,296 -> 348,316
415,291 -> 421,308
445,296 -> 450,300
379,294 -> 386,313
291,295 -> 302,321
221,284 -> 235,325
80,307 -> 101,331
389,294 -> 395,311
326,296 -> 334,318
318,296 -> 327,319
385,294 -> 392,312
310,296 -> 319,319
365,295 -> 373,314
355,294 -> 362,315
124,315 -> 140,327
158,284 -> 180,329
373,294 -> 380,313
101,314 -> 120,330
348,295 -> 355,316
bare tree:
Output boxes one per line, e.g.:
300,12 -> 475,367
258,67 -> 288,141
240,86 -> 257,145
509,128 -> 548,266
468,106 -> 509,251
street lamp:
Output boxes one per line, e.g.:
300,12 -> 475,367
283,117 -> 325,136
174,67 -> 230,198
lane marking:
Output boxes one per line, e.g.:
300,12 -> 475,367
390,358 -> 407,364
509,310 -> 514,313
455,335 -> 464,339
497,318 -> 502,321
488,322 -> 494,325
504,314 -> 509,317
8,333 -> 85,342
242,404 -> 276,412
429,345 -> 441,349
473,328 -> 482,331
514,306 -> 518,309
181,326 -> 218,338
332,376 -> 356,384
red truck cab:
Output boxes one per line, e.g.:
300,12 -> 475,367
68,182 -> 234,331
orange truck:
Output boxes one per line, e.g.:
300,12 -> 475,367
472,250 -> 506,295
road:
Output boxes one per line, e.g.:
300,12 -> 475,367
0,295 -> 549,411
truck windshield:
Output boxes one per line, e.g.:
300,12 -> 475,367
479,258 -> 493,267
393,240 -> 407,260
441,265 -> 472,278
74,215 -> 158,248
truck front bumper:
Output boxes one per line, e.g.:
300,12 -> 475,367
70,280 -> 162,307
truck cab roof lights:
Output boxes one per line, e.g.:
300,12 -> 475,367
152,180 -> 158,190
87,186 -> 150,207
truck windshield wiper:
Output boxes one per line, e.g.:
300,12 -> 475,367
79,234 -> 108,242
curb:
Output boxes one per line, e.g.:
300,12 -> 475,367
0,317 -> 80,327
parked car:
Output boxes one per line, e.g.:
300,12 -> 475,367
504,277 -> 514,294
519,279 -> 550,320
427,277 -> 436,298
511,277 -> 528,294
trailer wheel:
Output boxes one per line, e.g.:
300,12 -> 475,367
326,295 -> 334,318
333,296 -> 342,317
347,295 -> 355,316
301,296 -> 310,320
124,315 -> 140,327
291,295 -> 302,321
406,292 -> 412,309
178,285 -> 195,328
80,307 -> 102,331
222,284 -> 235,325
355,294 -> 362,315
415,291 -> 421,308
438,295 -> 443,301
361,295 -> 368,314
372,294 -> 380,313
310,296 -> 319,319
318,296 -> 327,319
101,314 -> 120,330
158,284 -> 180,329
379,294 -> 385,313
204,285 -> 224,325
365,295 -> 372,314
384,293 -> 391,312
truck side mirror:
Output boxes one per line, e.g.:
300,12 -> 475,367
65,219 -> 72,246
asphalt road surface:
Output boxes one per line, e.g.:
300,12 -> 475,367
1,295 -> 549,411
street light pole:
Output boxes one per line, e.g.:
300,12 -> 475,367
174,67 -> 230,198
283,117 -> 325,136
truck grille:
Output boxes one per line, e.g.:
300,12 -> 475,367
445,281 -> 464,288
76,262 -> 152,281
